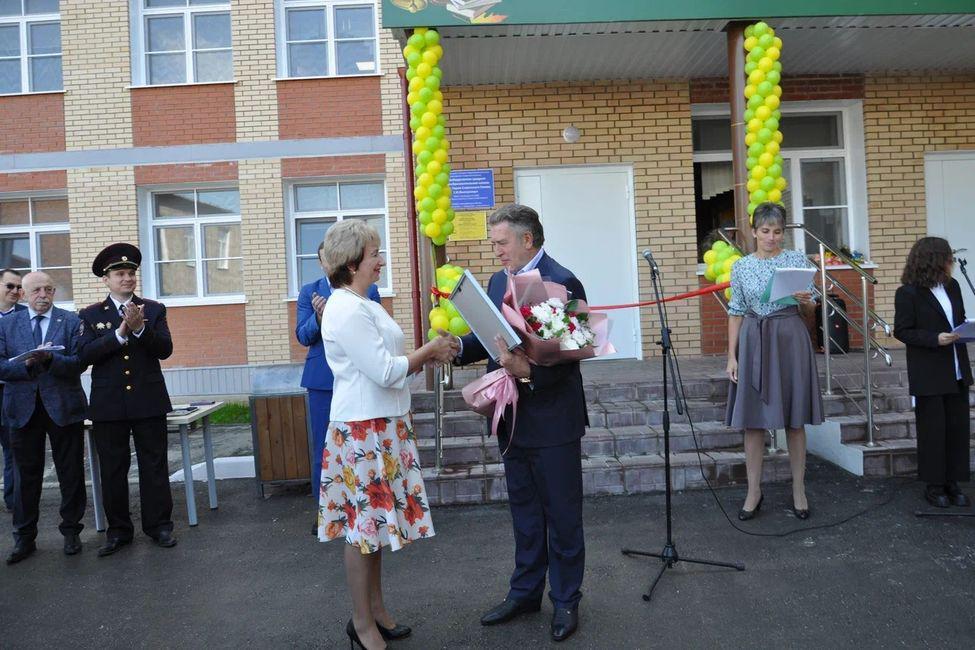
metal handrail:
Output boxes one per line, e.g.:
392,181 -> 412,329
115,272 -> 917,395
819,273 -> 892,337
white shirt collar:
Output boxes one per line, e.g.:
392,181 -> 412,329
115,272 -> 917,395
109,295 -> 132,311
0,304 -> 17,316
508,248 -> 545,277
26,307 -> 49,320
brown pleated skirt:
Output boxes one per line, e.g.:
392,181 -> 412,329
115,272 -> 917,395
726,306 -> 825,430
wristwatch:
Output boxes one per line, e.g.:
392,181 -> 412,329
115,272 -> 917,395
517,376 -> 531,384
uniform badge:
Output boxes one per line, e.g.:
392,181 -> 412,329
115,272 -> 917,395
104,322 -> 112,329
96,322 -> 105,330
78,321 -> 85,336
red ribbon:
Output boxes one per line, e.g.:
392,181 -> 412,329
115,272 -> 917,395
430,285 -> 452,300
589,282 -> 730,311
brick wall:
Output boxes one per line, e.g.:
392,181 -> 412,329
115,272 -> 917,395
280,155 -> 385,178
134,162 -> 239,186
232,0 -> 278,141
277,78 -> 383,139
60,0 -> 133,149
863,73 -> 975,337
131,84 -> 237,146
163,304 -> 247,368
690,74 -> 866,104
0,94 -> 65,153
0,171 -> 67,193
441,80 -> 701,355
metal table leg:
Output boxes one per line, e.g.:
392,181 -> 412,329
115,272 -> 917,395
85,427 -> 106,533
202,415 -> 218,510
179,423 -> 198,526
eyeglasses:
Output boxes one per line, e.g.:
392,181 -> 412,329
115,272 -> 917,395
3,283 -> 22,291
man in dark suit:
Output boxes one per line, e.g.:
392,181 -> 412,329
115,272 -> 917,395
0,271 -> 88,564
295,241 -> 381,531
454,204 -> 588,642
78,243 -> 177,556
0,268 -> 27,512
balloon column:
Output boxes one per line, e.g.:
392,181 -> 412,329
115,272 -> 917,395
429,264 -> 471,340
742,21 -> 787,220
702,240 -> 742,300
403,28 -> 456,247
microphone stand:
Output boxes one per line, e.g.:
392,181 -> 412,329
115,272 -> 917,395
914,256 -> 975,518
622,253 -> 745,602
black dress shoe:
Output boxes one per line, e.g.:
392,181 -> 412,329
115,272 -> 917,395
152,530 -> 178,548
792,505 -> 811,520
925,485 -> 950,508
63,533 -> 82,556
738,493 -> 763,521
97,537 -> 132,557
551,607 -> 579,642
480,597 -> 542,626
5,540 -> 36,565
376,620 -> 411,640
945,482 -> 971,507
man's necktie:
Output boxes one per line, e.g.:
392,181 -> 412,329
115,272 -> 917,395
32,314 -> 43,347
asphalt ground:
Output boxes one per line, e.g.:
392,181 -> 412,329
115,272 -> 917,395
1,460 -> 974,649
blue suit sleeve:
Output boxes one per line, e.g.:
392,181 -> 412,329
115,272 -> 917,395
368,284 -> 382,304
296,283 -> 321,347
49,315 -> 87,379
0,321 -> 30,381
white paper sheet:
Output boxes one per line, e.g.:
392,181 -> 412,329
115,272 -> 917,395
767,267 -> 817,303
8,344 -> 65,363
448,270 -> 521,362
951,319 -> 975,342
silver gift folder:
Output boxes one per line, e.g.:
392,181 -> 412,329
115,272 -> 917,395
448,270 -> 522,362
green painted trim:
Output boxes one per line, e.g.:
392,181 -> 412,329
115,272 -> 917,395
382,0 -> 975,28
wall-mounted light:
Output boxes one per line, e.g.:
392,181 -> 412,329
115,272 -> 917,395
562,125 -> 581,143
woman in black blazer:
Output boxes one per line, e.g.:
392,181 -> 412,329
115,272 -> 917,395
894,236 -> 972,508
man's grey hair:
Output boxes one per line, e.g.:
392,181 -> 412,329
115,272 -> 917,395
751,202 -> 787,230
487,204 -> 545,249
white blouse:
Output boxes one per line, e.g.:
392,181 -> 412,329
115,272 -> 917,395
930,283 -> 962,380
322,288 -> 411,421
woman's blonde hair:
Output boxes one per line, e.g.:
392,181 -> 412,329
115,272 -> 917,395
321,219 -> 380,287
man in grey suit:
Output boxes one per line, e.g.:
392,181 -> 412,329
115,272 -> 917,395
0,272 -> 88,564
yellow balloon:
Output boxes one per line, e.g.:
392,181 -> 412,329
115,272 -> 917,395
775,176 -> 787,190
724,288 -> 732,300
403,45 -> 419,59
758,152 -> 774,168
427,99 -> 443,115
768,188 -> 782,203
430,44 -> 444,59
755,105 -> 771,121
424,222 -> 441,239
745,132 -> 758,147
432,208 -> 447,224
765,46 -> 780,61
772,37 -> 783,50
430,314 -> 449,331
764,95 -> 780,110
434,90 -> 443,102
717,272 -> 731,284
421,111 -> 437,128
744,84 -> 757,99
426,159 -> 442,175
416,62 -> 432,77
415,27 -> 428,34
773,130 -> 783,144
722,258 -> 734,273
748,69 -> 765,86
773,85 -> 782,97
746,178 -> 760,193
408,77 -> 423,92
406,92 -> 418,105
751,165 -> 767,180
433,149 -> 448,164
744,36 -> 758,51
747,118 -> 762,133
765,141 -> 780,156
422,50 -> 439,66
411,140 -> 423,155
414,185 -> 427,200
415,126 -> 431,141
439,138 -> 450,152
418,173 -> 433,188
758,57 -> 773,73
436,195 -> 451,210
703,250 -> 718,264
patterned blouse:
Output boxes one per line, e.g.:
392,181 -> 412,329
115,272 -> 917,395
728,249 -> 815,317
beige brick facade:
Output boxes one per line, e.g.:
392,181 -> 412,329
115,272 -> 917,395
377,0 -> 406,138
60,0 -> 134,150
67,167 -> 139,307
441,80 -> 701,356
232,0 -> 280,141
863,73 -> 975,334
239,158 -> 289,364
384,151 -> 417,351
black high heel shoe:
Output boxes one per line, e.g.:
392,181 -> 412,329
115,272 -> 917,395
738,493 -> 763,521
346,619 -> 365,650
792,500 -> 810,520
376,620 -> 411,641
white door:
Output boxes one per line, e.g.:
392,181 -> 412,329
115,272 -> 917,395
515,166 -> 641,360
926,153 -> 975,316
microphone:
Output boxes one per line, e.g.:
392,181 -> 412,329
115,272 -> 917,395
642,249 -> 659,274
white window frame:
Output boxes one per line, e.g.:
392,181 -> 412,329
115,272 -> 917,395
0,190 -> 72,308
129,0 -> 234,87
0,3 -> 62,96
691,99 -> 870,258
138,184 -> 245,307
285,177 -> 392,297
274,0 -> 382,80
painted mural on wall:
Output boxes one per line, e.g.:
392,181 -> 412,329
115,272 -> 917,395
390,0 -> 508,24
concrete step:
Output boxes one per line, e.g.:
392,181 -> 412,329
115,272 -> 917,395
420,449 -> 795,506
853,437 -> 975,478
833,409 -> 975,444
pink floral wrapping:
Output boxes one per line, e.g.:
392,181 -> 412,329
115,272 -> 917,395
461,368 -> 518,449
500,269 -> 615,366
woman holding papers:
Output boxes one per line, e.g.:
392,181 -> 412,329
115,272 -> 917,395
725,203 -> 824,521
894,236 -> 972,509
317,220 -> 458,650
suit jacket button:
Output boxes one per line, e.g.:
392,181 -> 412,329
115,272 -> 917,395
126,385 -> 132,390
124,370 -> 131,375
123,355 -> 130,360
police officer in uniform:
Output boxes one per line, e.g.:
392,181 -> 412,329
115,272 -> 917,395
79,243 -> 177,556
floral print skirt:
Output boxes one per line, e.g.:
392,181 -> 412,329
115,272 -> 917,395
318,413 -> 435,554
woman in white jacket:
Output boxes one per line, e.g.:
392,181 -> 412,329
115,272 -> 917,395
318,220 -> 458,650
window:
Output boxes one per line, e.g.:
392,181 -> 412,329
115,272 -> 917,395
278,0 -> 379,78
287,179 -> 389,294
147,188 -> 242,299
0,0 -> 62,95
0,195 -> 71,300
133,0 -> 233,86
691,102 -> 867,257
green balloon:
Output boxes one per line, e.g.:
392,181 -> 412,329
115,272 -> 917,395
425,136 -> 440,152
432,67 -> 442,79
748,142 -> 764,158
425,75 -> 440,91
432,235 -> 446,246
752,189 -> 768,203
405,68 -> 415,81
743,108 -> 755,122
446,208 -> 455,220
760,175 -> 775,191
427,183 -> 443,199
435,172 -> 449,186
745,62 -> 757,75
425,30 -> 441,46
443,300 -> 459,318
410,101 -> 426,117
437,115 -> 446,127
409,116 -> 421,130
415,163 -> 424,177
747,201 -> 758,214
764,117 -> 779,132
767,163 -> 782,178
418,210 -> 432,225
772,61 -> 782,72
420,196 -> 436,212
441,163 -> 451,174
757,81 -> 773,96
757,128 -> 773,143
750,46 -> 765,60
408,33 -> 424,48
432,124 -> 445,138
772,109 -> 781,120
418,87 -> 433,102
406,51 -> 421,66
774,154 -> 784,166
441,222 -> 454,237
747,95 -> 763,110
746,156 -> 758,170
758,33 -> 773,48
753,21 -> 769,37
766,70 -> 781,85
417,150 -> 433,165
